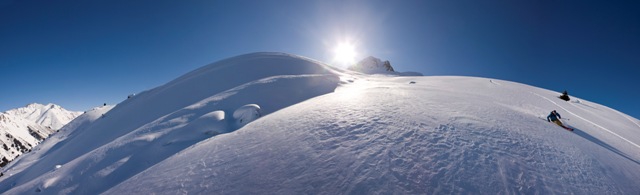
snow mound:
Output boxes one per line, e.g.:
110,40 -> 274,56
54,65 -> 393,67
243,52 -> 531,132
233,104 -> 261,126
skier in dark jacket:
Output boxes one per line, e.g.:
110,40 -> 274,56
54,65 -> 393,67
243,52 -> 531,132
547,110 -> 572,131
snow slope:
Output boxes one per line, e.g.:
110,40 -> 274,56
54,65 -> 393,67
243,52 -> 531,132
2,53 -> 639,194
107,76 -> 640,194
0,52 -> 342,193
0,103 -> 82,166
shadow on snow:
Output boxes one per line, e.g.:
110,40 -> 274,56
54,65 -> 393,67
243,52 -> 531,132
571,127 -> 640,166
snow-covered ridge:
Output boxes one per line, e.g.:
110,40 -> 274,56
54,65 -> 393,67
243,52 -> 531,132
349,56 -> 395,73
0,52 -> 343,193
0,103 -> 82,167
348,56 -> 423,76
3,103 -> 79,130
1,53 -> 639,194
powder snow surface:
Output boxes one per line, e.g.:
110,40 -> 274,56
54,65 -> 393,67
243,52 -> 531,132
1,53 -> 639,194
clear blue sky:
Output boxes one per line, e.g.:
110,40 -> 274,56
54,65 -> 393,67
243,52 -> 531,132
1,0 -> 639,119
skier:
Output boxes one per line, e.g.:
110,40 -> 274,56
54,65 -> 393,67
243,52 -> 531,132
547,110 -> 572,131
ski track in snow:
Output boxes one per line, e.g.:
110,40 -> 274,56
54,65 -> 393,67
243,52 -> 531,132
616,110 -> 640,130
532,92 -> 640,150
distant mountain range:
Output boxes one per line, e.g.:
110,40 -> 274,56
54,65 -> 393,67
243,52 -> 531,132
0,103 -> 82,167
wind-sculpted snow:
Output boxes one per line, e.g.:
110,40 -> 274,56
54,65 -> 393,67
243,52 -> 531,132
233,104 -> 262,127
0,53 -> 341,194
108,76 -> 640,194
2,53 -> 639,194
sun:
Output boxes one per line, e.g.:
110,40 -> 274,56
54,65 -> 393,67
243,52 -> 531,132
332,42 -> 357,66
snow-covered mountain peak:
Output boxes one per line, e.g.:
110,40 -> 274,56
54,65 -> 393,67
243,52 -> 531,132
2,103 -> 81,130
9,103 -> 56,115
21,103 -> 57,110
348,56 -> 423,76
0,103 -> 82,167
348,56 -> 393,73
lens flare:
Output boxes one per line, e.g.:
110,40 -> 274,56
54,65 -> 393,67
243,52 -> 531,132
333,42 -> 357,67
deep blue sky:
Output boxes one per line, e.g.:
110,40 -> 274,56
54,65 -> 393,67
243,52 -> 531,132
1,0 -> 639,119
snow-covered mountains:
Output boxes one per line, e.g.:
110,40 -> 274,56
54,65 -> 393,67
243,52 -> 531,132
0,103 -> 82,167
1,53 -> 639,194
348,56 -> 423,76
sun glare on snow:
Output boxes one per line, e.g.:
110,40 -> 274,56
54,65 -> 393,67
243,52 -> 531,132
333,42 -> 357,67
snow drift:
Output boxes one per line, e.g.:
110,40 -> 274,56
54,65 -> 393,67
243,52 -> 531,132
1,53 -> 639,194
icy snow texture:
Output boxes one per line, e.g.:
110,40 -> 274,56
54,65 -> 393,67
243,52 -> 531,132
1,53 -> 639,194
